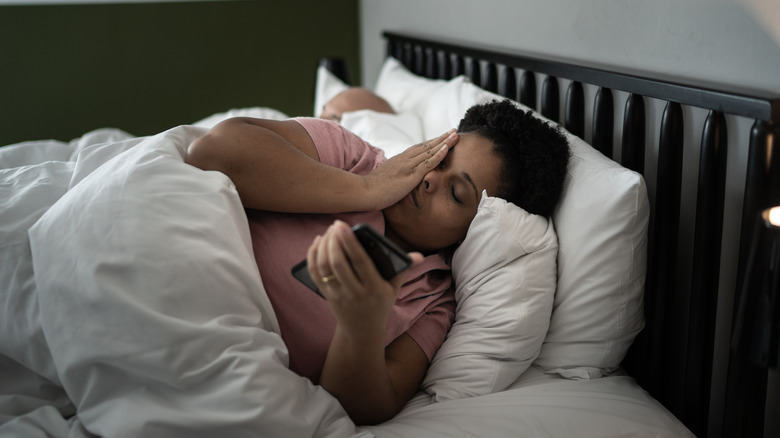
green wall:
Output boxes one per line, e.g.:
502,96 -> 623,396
0,0 -> 360,146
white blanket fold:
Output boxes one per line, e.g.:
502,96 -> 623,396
4,126 -> 358,437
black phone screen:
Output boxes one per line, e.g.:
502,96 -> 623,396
291,223 -> 412,297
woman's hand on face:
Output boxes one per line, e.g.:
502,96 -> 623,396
363,130 -> 458,210
307,221 -> 423,339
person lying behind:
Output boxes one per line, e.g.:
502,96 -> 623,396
319,87 -> 396,122
185,99 -> 569,425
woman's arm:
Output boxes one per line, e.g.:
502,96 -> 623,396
321,330 -> 428,425
186,118 -> 367,213
307,220 -> 430,425
186,117 -> 456,214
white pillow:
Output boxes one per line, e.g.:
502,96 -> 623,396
535,132 -> 648,378
192,107 -> 289,129
374,58 -> 505,138
374,57 -> 449,116
339,110 -> 423,158
374,58 -> 648,379
313,59 -> 426,157
422,192 -> 558,400
313,64 -> 350,117
415,77 -> 504,139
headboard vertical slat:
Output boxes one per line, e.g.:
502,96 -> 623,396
414,45 -> 425,76
682,110 -> 728,435
424,48 -> 436,79
621,94 -> 646,174
648,101 -> 685,410
453,55 -> 465,78
541,76 -> 560,122
565,82 -> 585,139
402,43 -> 414,72
387,39 -> 399,66
483,62 -> 498,93
519,70 -> 537,110
466,58 -> 481,88
404,44 -> 412,71
438,51 -> 452,80
592,87 -> 614,159
499,66 -> 517,102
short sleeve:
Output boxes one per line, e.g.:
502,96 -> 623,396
406,291 -> 455,360
293,117 -> 385,175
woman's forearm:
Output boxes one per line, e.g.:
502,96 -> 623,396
320,326 -> 399,425
186,118 -> 372,213
187,118 -> 458,215
311,222 -> 431,425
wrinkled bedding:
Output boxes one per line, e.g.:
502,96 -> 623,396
0,125 -> 360,437
0,120 -> 693,437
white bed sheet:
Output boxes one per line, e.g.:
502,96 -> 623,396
367,368 -> 692,437
0,116 -> 692,437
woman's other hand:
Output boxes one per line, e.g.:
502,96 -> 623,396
364,129 -> 458,210
307,220 -> 422,336
307,220 -> 428,425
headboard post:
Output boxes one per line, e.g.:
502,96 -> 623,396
646,100 -> 685,411
682,110 -> 728,433
466,58 -> 481,89
723,120 -> 780,436
621,94 -> 646,174
540,77 -> 560,123
564,81 -> 584,138
519,70 -> 536,108
591,87 -> 614,158
499,66 -> 517,105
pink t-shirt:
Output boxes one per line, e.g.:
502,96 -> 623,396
246,118 -> 455,383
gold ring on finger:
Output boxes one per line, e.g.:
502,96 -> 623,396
322,274 -> 337,283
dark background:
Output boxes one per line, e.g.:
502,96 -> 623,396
0,0 -> 360,145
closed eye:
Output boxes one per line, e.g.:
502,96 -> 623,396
451,185 -> 462,204
437,158 -> 463,204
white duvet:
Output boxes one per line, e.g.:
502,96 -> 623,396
0,121 -> 693,437
1,125 -> 360,437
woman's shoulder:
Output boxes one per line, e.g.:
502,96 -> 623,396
292,117 -> 386,173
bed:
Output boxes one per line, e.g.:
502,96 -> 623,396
1,29 -> 777,437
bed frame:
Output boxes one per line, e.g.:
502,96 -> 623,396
374,31 -> 780,437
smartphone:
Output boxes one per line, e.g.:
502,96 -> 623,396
291,223 -> 413,298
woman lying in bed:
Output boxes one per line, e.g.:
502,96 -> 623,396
185,99 -> 569,425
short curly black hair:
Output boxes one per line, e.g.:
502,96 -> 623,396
458,99 -> 569,217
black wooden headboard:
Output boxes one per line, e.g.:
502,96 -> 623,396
381,31 -> 780,437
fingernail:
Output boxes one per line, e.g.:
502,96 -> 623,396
332,220 -> 349,233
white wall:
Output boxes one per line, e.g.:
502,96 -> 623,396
359,0 -> 780,94
359,1 -> 779,437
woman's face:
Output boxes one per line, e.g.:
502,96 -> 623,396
383,133 -> 502,253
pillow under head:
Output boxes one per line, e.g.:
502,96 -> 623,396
422,192 -> 558,400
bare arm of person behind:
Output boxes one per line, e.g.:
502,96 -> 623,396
185,118 -> 458,425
